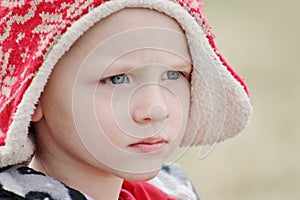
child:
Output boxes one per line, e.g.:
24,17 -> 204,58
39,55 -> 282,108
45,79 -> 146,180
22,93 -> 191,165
0,0 -> 252,199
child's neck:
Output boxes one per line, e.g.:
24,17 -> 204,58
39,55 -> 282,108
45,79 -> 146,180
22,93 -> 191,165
29,153 -> 123,200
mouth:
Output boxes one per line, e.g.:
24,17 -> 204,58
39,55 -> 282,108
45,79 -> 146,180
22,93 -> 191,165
128,138 -> 168,153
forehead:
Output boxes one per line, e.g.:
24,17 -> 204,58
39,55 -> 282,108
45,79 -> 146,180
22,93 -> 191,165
55,8 -> 191,77
72,8 -> 187,52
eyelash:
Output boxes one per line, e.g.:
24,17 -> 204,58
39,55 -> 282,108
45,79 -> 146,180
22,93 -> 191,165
100,74 -> 129,85
99,71 -> 188,86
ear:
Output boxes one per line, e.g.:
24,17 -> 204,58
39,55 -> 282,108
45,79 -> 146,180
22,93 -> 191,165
31,102 -> 43,122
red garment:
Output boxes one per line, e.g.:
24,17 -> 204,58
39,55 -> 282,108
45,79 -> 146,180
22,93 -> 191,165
119,180 -> 178,200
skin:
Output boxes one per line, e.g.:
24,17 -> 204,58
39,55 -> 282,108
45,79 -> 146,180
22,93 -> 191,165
29,8 -> 192,200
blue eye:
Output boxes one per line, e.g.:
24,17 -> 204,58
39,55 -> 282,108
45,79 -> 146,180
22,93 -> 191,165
162,71 -> 181,80
103,74 -> 128,85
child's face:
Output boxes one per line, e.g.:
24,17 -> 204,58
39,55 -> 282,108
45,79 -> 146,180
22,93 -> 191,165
33,8 -> 192,180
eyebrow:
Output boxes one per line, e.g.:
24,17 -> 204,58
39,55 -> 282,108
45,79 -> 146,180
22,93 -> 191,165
112,54 -> 191,68
102,60 -> 192,77
100,49 -> 192,77
171,63 -> 192,71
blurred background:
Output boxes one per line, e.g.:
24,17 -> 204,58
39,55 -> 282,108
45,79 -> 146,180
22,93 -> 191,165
178,0 -> 300,199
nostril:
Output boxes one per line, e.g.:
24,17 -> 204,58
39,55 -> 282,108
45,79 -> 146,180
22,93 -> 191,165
149,104 -> 168,121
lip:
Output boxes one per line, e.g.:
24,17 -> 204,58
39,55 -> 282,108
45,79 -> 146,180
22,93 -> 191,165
128,138 -> 168,153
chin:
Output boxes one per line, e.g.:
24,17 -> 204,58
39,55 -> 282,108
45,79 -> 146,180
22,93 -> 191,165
115,168 -> 160,182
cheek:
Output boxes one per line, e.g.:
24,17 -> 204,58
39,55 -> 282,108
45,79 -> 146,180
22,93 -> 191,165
95,93 -> 112,127
164,80 -> 190,137
167,93 -> 189,120
40,85 -> 74,134
94,91 -> 126,145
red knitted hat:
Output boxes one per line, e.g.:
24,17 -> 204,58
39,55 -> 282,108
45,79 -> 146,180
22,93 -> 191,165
0,0 -> 252,167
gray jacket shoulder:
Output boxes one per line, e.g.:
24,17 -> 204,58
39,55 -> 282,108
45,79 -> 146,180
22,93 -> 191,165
148,163 -> 200,200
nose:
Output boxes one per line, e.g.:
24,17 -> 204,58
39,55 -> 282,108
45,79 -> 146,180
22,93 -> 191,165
131,85 -> 169,124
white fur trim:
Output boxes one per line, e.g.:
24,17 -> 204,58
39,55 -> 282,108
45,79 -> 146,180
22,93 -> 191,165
0,0 -> 252,167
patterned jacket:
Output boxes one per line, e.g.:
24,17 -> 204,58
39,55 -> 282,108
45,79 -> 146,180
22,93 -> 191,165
0,164 -> 200,200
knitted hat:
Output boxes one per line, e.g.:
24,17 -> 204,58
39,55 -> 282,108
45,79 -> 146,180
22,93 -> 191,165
0,0 -> 252,167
